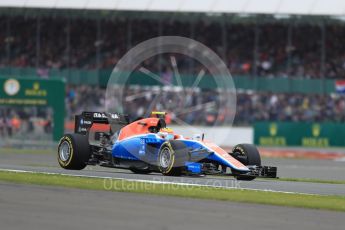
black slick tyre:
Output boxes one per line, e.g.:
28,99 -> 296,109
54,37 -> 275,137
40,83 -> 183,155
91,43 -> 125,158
231,144 -> 261,181
57,134 -> 91,170
158,141 -> 187,176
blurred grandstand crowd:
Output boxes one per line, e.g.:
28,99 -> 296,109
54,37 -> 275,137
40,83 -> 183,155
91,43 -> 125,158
4,84 -> 344,138
1,16 -> 345,78
65,86 -> 345,126
0,107 -> 52,139
1,15 -> 345,137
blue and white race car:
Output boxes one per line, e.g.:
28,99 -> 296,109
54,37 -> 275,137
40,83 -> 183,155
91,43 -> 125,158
58,111 -> 277,180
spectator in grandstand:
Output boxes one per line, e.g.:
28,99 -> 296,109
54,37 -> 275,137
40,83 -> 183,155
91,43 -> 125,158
2,16 -> 345,79
64,85 -> 345,126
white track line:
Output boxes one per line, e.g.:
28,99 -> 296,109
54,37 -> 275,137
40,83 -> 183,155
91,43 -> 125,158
0,168 -> 318,196
334,157 -> 345,162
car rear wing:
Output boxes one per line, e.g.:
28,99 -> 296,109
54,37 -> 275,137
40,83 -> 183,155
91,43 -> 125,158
74,111 -> 129,135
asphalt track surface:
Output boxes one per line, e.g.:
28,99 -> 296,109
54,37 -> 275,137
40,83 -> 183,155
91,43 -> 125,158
1,182 -> 344,230
0,149 -> 345,196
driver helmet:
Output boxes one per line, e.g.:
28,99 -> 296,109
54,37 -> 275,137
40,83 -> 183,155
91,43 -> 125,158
158,127 -> 174,140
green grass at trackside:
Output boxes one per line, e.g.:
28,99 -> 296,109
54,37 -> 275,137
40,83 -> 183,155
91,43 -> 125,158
261,177 -> 345,185
0,147 -> 54,155
209,175 -> 345,185
0,171 -> 344,212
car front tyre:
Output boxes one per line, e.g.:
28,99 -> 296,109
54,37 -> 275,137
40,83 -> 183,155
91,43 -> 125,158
231,144 -> 261,181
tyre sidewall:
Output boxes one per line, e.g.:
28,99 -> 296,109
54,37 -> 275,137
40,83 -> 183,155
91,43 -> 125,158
158,142 -> 175,174
231,144 -> 261,181
232,144 -> 261,166
58,134 -> 75,168
58,134 -> 90,170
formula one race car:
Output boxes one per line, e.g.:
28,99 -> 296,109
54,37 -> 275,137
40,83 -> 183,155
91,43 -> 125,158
58,111 -> 277,180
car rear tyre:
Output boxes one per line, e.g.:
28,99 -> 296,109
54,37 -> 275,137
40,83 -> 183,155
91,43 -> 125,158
230,144 -> 261,181
58,134 -> 91,170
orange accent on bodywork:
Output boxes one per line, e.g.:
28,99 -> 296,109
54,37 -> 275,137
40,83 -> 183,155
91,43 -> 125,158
203,142 -> 247,169
118,118 -> 160,141
91,124 -> 110,132
174,134 -> 182,139
64,121 -> 109,132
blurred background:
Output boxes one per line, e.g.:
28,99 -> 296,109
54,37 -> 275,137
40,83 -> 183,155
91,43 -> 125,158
1,0 -> 345,153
